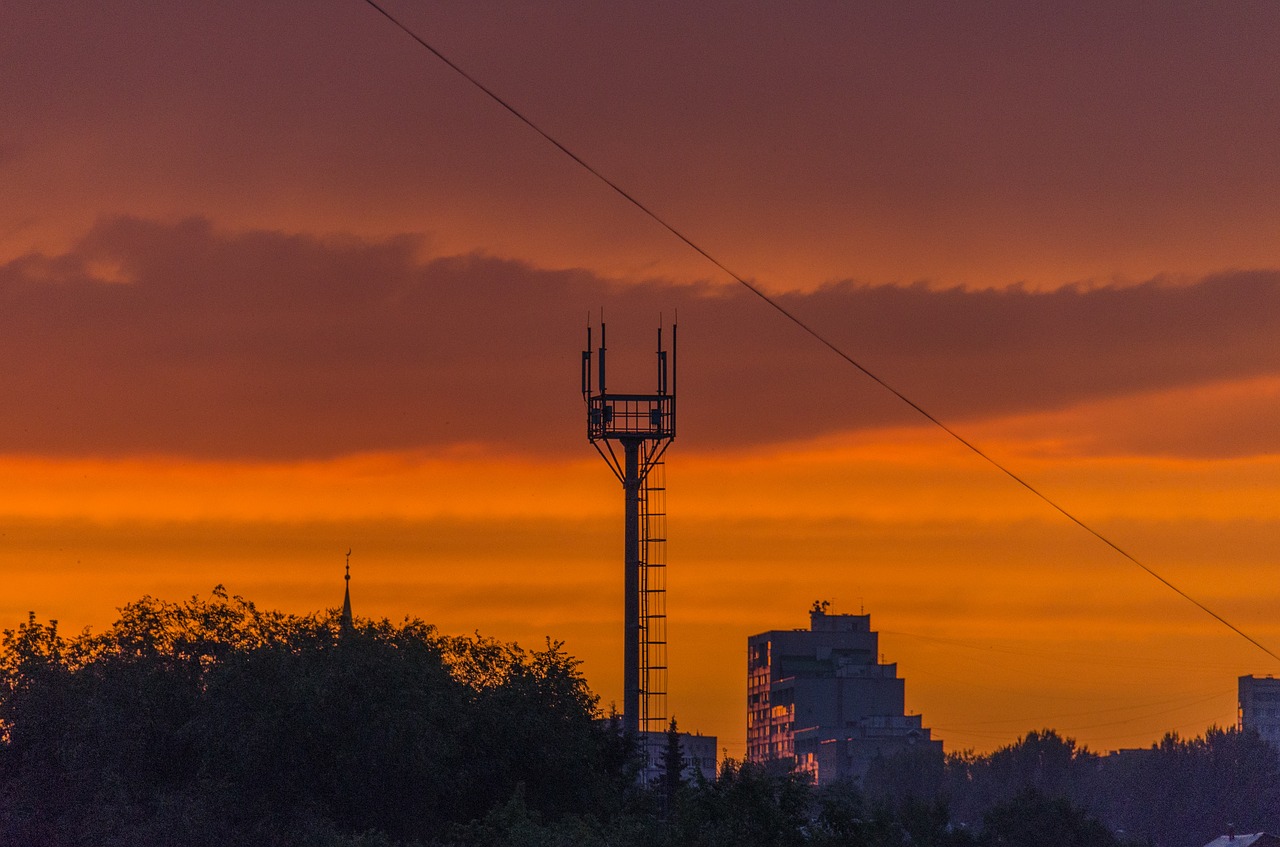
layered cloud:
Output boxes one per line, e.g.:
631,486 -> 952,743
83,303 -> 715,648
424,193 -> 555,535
4,3 -> 1280,287
2,216 -> 1276,460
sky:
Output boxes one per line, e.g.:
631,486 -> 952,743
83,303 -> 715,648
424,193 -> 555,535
3,1 -> 1280,757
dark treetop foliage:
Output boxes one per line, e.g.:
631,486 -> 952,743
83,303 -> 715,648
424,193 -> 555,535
869,727 -> 1280,847
0,588 -> 629,847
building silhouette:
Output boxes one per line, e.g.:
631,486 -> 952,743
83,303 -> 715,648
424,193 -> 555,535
747,603 -> 939,784
645,726 -> 718,784
1239,674 -> 1280,747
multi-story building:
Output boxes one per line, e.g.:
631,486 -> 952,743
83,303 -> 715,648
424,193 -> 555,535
748,604 -> 939,784
1239,675 -> 1280,747
640,729 -> 718,783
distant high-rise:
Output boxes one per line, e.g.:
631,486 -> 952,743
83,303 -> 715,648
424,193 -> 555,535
1239,675 -> 1280,747
747,604 -> 939,784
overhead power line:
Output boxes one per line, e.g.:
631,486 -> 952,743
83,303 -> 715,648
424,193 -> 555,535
359,0 -> 1280,666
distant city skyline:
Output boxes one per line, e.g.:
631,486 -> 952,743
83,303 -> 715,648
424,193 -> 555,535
3,2 -> 1280,758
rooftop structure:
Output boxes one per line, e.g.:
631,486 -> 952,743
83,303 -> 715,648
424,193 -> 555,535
1202,833 -> 1280,847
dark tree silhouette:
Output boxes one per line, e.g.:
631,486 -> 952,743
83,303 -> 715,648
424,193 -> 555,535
662,716 -> 685,811
979,789 -> 1117,847
0,588 -> 628,846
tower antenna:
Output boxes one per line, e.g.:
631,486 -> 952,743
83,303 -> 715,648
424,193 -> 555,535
582,320 -> 676,742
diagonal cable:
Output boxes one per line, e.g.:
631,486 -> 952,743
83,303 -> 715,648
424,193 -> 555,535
360,0 -> 1280,665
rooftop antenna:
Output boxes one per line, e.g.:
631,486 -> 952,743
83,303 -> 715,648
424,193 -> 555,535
582,318 -> 676,739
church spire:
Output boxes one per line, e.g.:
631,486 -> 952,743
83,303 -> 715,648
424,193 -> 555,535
341,548 -> 353,634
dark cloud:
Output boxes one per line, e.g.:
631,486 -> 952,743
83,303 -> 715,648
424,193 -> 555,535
1,217 -> 1277,460
781,274 -> 1280,419
4,3 -> 1280,286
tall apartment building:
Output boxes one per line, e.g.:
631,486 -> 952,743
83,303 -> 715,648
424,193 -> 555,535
1239,675 -> 1280,747
747,605 -> 939,785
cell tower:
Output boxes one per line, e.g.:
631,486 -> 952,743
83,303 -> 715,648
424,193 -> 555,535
582,320 -> 675,737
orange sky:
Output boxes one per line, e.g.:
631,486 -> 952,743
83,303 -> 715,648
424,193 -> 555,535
3,2 -> 1280,758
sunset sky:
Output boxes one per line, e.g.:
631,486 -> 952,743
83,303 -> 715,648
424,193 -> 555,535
4,2 -> 1280,758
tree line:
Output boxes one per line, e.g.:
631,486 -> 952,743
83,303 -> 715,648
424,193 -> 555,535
1,589 -> 1276,846
861,726 -> 1280,847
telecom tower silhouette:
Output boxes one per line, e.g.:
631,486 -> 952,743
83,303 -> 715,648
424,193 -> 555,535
582,321 -> 675,737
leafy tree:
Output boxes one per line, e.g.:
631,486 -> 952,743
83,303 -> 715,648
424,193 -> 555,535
808,779 -> 868,846
1094,726 -> 1280,847
864,742 -> 948,806
671,758 -> 812,847
978,789 -> 1117,847
0,588 -> 630,845
948,730 -> 1101,827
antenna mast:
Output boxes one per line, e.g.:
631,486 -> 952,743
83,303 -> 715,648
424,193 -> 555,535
582,320 -> 676,738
